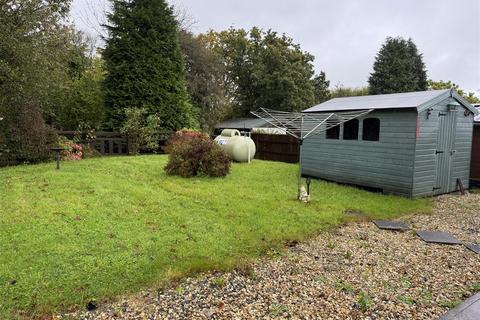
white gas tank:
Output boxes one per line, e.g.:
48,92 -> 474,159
214,129 -> 256,162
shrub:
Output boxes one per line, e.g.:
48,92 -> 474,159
0,105 -> 57,167
164,130 -> 231,177
81,144 -> 102,159
58,136 -> 83,161
120,108 -> 161,155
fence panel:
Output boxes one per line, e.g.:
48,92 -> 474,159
57,131 -> 129,156
251,133 -> 299,163
470,125 -> 480,182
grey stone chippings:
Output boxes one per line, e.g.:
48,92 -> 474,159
57,193 -> 480,320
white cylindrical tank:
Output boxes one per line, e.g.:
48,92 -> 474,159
214,129 -> 256,162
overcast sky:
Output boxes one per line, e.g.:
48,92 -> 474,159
71,0 -> 480,94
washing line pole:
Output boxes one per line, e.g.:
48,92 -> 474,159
297,116 -> 304,198
249,107 -> 373,199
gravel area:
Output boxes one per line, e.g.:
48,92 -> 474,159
59,193 -> 480,319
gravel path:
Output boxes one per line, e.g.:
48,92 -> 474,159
60,194 -> 480,319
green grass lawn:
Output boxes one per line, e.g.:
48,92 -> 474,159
0,155 -> 431,318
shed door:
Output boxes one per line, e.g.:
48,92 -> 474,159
433,107 -> 457,195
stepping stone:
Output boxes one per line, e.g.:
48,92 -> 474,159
438,293 -> 480,320
416,231 -> 462,245
373,220 -> 410,231
465,244 -> 480,254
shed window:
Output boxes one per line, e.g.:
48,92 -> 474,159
343,119 -> 359,140
362,118 -> 380,141
326,126 -> 340,139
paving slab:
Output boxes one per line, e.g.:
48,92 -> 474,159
465,244 -> 480,254
416,231 -> 462,245
373,220 -> 410,231
438,293 -> 480,320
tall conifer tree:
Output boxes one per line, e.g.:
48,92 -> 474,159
369,37 -> 428,94
103,0 -> 196,130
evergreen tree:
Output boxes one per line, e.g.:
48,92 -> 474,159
103,0 -> 196,131
368,37 -> 428,94
312,71 -> 330,104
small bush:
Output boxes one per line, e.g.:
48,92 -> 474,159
58,136 -> 83,161
81,144 -> 102,159
164,130 -> 231,177
0,105 -> 57,167
120,108 -> 161,155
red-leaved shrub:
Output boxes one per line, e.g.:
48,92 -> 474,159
58,136 -> 83,161
164,130 -> 231,177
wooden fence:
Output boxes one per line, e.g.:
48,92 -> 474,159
57,131 -> 130,156
57,131 -> 299,162
251,133 -> 299,163
470,125 -> 480,183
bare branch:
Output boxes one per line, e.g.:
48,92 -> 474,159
171,1 -> 198,32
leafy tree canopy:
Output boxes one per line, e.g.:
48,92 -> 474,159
178,30 -> 231,133
428,79 -> 480,104
51,56 -> 106,130
0,0 -> 87,165
369,37 -> 428,95
103,0 -> 197,131
200,27 -> 316,116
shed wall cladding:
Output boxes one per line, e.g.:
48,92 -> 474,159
450,101 -> 473,189
412,97 -> 474,197
301,108 -> 417,197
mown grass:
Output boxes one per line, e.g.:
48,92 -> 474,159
0,155 -> 432,318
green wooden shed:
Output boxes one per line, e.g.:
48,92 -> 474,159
301,89 -> 478,198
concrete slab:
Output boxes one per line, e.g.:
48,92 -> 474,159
373,220 -> 410,231
438,293 -> 480,320
416,231 -> 462,245
465,244 -> 480,254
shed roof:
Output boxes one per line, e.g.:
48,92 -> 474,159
304,89 -> 478,115
215,117 -> 271,129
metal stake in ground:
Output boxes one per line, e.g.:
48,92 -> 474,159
51,147 -> 64,170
